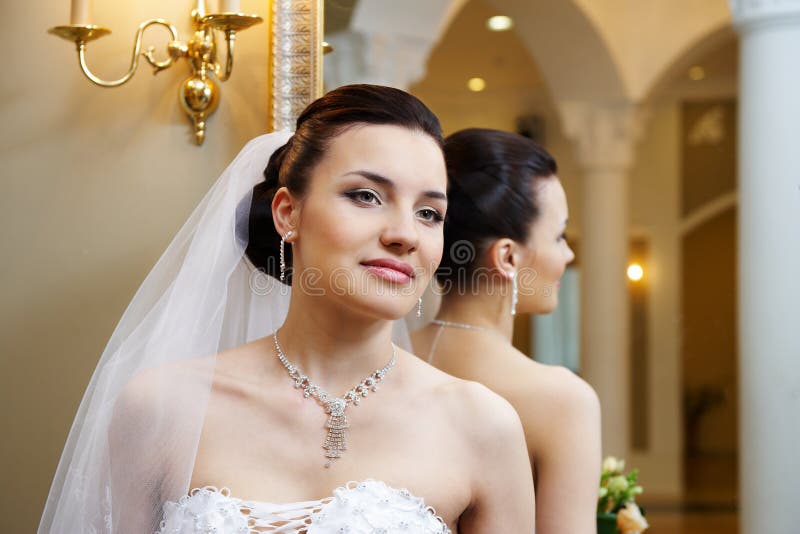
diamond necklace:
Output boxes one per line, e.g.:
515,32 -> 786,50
273,332 -> 397,468
430,319 -> 489,331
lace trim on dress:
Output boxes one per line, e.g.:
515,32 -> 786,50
156,479 -> 450,534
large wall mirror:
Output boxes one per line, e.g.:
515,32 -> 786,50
319,0 -> 741,520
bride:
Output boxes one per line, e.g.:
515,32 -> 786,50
38,85 -> 535,533
413,128 -> 600,533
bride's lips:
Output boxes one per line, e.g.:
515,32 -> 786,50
361,258 -> 415,283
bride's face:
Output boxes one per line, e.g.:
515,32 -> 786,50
516,177 -> 575,314
292,124 -> 447,320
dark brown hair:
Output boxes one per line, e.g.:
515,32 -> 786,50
436,128 -> 558,290
244,84 -> 443,284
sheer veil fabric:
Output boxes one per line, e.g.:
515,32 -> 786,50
38,131 -> 411,533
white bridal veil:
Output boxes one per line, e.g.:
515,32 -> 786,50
38,131 -> 411,533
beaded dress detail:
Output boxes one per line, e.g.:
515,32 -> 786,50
156,479 -> 450,534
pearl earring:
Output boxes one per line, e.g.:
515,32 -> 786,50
280,230 -> 293,282
417,297 -> 423,318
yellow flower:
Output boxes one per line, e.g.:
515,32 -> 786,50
617,502 -> 649,534
602,456 -> 626,474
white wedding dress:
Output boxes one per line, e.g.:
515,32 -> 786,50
156,479 -> 451,534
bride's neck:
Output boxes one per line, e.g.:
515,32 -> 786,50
435,291 -> 515,342
275,294 -> 397,390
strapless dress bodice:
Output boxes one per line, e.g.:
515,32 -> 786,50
156,479 -> 450,534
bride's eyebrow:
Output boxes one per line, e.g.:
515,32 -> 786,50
342,170 -> 391,188
342,170 -> 447,202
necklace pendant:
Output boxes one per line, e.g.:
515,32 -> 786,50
273,334 -> 397,469
323,398 -> 349,468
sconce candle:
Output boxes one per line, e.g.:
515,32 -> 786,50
220,0 -> 240,13
70,0 -> 92,24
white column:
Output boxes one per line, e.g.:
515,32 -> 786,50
560,102 -> 645,458
729,2 -> 800,532
323,0 -> 466,90
323,31 -> 431,90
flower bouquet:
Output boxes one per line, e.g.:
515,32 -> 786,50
597,457 -> 649,534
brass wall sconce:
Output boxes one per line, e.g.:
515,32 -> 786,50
48,1 -> 262,144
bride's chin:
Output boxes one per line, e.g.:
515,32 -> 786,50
531,298 -> 559,315
347,297 -> 413,322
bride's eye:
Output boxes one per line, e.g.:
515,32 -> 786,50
417,207 -> 444,223
345,189 -> 382,205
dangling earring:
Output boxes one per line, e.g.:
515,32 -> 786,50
280,230 -> 293,282
510,271 -> 518,316
417,296 -> 423,318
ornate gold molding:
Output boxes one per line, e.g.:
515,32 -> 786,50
269,0 -> 324,132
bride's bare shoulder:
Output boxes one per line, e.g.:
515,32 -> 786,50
517,359 -> 599,413
434,375 -> 528,469
505,359 -> 600,449
399,346 -> 525,442
114,337 -> 274,415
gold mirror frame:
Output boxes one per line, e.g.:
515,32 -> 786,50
268,0 -> 324,132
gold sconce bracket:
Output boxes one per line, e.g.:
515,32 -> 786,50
48,11 -> 262,144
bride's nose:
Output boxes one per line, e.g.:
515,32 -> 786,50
379,208 -> 419,255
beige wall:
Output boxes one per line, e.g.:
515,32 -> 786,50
0,1 -> 269,531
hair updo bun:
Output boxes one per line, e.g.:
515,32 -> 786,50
241,142 -> 292,281
243,84 -> 443,285
436,128 -> 558,291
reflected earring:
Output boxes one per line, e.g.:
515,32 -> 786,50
280,230 -> 293,282
417,296 -> 423,318
510,271 -> 518,316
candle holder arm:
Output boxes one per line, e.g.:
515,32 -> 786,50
77,19 -> 179,87
201,14 -> 262,82
215,31 -> 235,81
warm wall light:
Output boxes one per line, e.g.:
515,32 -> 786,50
627,263 -> 644,282
48,0 -> 262,144
688,66 -> 706,81
487,15 -> 513,31
467,77 -> 486,92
